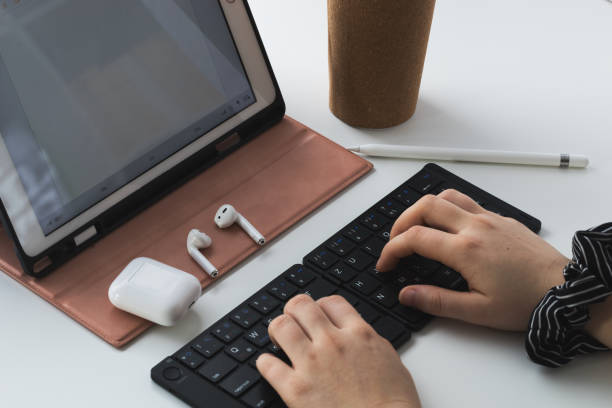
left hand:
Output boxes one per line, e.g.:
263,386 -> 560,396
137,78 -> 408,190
256,294 -> 421,408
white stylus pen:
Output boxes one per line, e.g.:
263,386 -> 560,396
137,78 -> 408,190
348,144 -> 589,168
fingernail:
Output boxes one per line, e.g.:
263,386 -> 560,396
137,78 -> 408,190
400,288 -> 416,305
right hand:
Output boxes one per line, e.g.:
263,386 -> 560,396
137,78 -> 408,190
376,189 -> 569,331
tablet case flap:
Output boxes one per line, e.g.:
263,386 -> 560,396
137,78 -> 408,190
0,116 -> 372,348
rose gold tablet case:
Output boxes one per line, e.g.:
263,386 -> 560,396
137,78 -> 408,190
0,0 -> 372,347
0,116 -> 372,347
0,0 -> 286,278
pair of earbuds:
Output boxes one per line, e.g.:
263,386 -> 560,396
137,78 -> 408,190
187,204 -> 265,279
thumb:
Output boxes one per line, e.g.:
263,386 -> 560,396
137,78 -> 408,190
399,285 -> 487,323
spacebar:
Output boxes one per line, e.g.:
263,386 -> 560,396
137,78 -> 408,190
151,358 -> 244,408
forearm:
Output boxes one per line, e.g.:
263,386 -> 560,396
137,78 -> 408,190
586,295 -> 612,348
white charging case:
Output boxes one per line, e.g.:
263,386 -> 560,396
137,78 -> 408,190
108,257 -> 201,326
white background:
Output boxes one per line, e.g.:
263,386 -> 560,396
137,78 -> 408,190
1,0 -> 612,406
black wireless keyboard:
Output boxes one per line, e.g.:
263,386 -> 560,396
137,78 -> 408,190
151,163 -> 541,408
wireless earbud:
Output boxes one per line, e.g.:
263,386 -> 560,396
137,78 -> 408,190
214,204 -> 265,246
187,229 -> 218,278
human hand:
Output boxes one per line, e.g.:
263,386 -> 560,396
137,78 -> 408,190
376,189 -> 569,331
256,294 -> 421,408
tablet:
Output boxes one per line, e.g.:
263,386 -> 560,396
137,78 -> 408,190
0,0 -> 284,276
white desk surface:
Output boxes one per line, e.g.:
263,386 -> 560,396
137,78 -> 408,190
2,0 -> 612,406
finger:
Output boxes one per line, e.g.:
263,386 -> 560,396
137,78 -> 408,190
283,294 -> 337,339
390,195 -> 471,239
316,295 -> 365,329
377,225 -> 459,272
267,314 -> 311,358
399,285 -> 488,324
256,353 -> 294,397
437,189 -> 485,214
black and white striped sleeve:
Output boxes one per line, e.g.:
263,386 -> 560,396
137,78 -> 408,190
526,222 -> 612,367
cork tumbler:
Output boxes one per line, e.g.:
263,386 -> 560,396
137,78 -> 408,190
328,0 -> 436,128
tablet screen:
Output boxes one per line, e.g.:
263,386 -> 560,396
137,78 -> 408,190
0,0 -> 255,235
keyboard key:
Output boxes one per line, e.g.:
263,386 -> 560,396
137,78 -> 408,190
393,304 -> 429,325
285,265 -> 316,287
267,343 -> 282,354
230,306 -> 262,329
351,273 -> 381,295
327,263 -> 358,283
264,309 -> 283,326
355,301 -> 380,323
245,325 -> 270,347
395,259 -> 433,281
432,267 -> 463,289
431,183 -> 448,195
302,278 -> 337,300
362,236 -> 386,258
411,255 -> 441,276
307,248 -> 338,270
368,266 -> 384,280
325,236 -> 355,256
394,273 -> 411,286
345,250 -> 375,271
267,278 -> 298,301
192,335 -> 224,358
379,225 -> 392,242
394,187 -> 421,207
407,275 -> 427,286
376,199 -> 406,219
198,353 -> 237,383
373,316 -> 407,343
267,343 -> 291,365
176,348 -> 205,369
360,212 -> 389,231
407,170 -> 442,194
212,321 -> 243,343
372,286 -> 399,309
408,264 -> 435,279
454,279 -> 469,292
220,366 -> 260,397
241,380 -> 278,408
249,293 -> 280,314
368,266 -> 394,283
248,351 -> 262,369
337,288 -> 359,306
226,339 -> 257,362
342,224 -> 373,243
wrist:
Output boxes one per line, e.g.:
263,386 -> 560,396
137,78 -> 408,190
536,255 -> 569,300
585,295 -> 612,348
